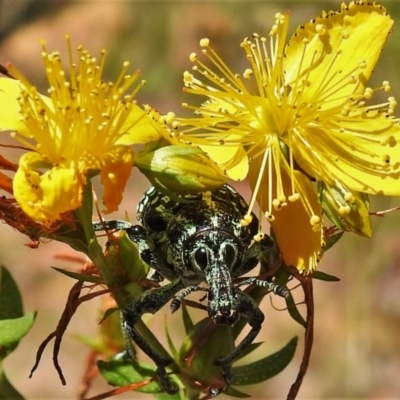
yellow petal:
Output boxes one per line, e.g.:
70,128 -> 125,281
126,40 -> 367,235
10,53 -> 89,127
116,106 -> 162,145
100,146 -> 134,214
13,152 -> 83,223
293,119 -> 400,196
199,135 -> 249,181
284,3 -> 393,108
0,79 -> 28,134
249,165 -> 324,273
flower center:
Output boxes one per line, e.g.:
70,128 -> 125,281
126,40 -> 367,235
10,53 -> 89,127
9,35 -> 145,167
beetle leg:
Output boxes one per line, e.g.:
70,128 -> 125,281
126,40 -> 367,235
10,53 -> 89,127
93,219 -> 133,232
93,221 -> 170,282
126,225 -> 178,282
122,279 -> 184,394
170,285 -> 209,313
235,277 -> 289,298
213,291 -> 264,383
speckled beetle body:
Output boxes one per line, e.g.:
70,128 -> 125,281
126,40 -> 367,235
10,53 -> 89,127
94,184 -> 289,396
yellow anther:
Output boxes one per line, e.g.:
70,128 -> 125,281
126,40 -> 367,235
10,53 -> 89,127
358,60 -> 367,69
253,232 -> 266,241
363,87 -> 373,99
288,193 -> 300,202
165,112 -> 176,124
265,211 -> 275,222
200,38 -> 210,47
341,30 -> 349,39
348,75 -> 357,84
344,192 -> 355,203
240,213 -> 253,226
339,205 -> 351,216
271,24 -> 279,34
312,224 -> 322,233
189,53 -> 197,62
272,199 -> 281,210
316,24 -> 327,35
310,215 -> 321,226
243,68 -> 253,78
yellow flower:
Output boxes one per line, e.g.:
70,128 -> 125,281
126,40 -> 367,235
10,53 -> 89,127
0,36 -> 161,224
174,2 -> 400,273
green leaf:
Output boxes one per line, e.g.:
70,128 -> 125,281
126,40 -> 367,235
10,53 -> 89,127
74,180 -> 95,245
178,319 -> 234,386
98,359 -> 164,393
0,267 -> 23,320
73,335 -> 104,353
223,385 -> 251,398
165,323 -> 178,360
98,307 -> 120,325
51,267 -> 104,284
181,304 -> 194,335
0,366 -> 25,400
324,231 -> 344,251
285,291 -> 306,327
235,342 -> 263,362
0,312 -> 37,359
312,270 -> 340,282
231,337 -> 298,386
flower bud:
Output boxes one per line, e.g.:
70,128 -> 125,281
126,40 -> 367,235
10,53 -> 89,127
178,318 -> 234,393
318,181 -> 372,237
135,145 -> 227,193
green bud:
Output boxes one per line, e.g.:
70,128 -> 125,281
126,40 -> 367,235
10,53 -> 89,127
103,230 -> 148,307
178,318 -> 234,393
135,145 -> 227,194
318,181 -> 372,237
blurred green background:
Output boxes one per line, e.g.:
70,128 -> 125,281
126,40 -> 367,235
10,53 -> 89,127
1,1 -> 400,399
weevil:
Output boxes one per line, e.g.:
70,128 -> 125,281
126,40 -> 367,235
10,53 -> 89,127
94,184 -> 289,395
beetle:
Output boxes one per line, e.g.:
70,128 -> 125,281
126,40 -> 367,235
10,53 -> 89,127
93,184 -> 289,395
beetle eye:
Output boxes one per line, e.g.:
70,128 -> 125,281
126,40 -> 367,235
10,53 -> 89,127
224,244 -> 237,268
194,247 -> 208,269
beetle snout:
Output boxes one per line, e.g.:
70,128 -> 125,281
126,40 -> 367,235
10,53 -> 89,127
208,289 -> 240,326
209,307 -> 239,326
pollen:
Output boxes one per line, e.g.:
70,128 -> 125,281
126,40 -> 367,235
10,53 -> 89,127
339,205 -> 351,216
240,213 -> 253,226
341,30 -> 350,39
288,193 -> 300,202
253,232 -> 266,241
315,24 -> 327,35
200,38 -> 210,47
310,215 -> 321,226
265,211 -> 275,222
243,69 -> 253,78
344,192 -> 355,203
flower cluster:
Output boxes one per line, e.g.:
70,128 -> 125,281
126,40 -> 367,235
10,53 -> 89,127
0,2 -> 399,275
171,2 -> 400,272
0,35 -> 161,223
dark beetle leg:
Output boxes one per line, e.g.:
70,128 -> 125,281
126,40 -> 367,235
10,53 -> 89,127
213,291 -> 264,388
235,277 -> 289,298
170,285 -> 209,313
122,279 -> 184,394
